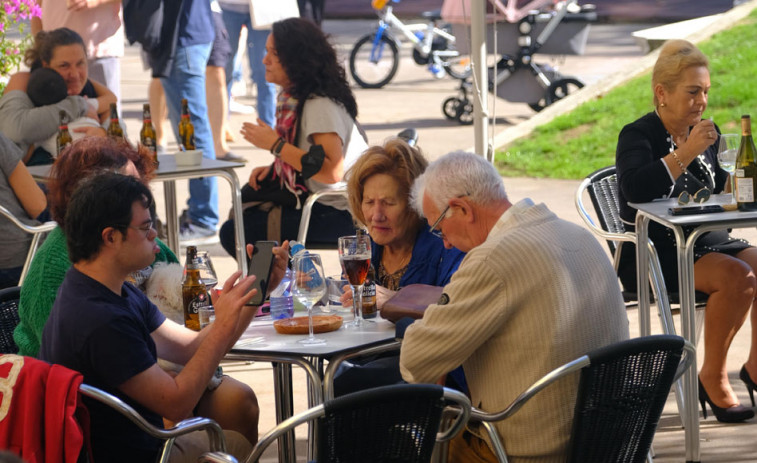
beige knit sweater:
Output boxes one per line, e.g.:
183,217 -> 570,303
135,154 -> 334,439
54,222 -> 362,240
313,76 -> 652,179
400,199 -> 629,463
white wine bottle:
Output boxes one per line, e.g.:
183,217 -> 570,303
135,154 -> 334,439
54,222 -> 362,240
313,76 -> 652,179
735,115 -> 757,211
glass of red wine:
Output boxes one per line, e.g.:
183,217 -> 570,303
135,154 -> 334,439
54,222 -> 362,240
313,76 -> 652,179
338,234 -> 371,328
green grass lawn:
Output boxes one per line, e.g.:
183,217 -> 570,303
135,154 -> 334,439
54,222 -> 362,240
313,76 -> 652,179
495,8 -> 757,179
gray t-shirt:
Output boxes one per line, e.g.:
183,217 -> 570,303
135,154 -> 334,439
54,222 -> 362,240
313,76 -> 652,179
298,96 -> 368,210
0,132 -> 38,268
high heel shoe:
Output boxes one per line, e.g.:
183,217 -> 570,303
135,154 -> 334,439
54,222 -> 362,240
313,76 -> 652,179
698,378 -> 754,423
740,365 -> 757,407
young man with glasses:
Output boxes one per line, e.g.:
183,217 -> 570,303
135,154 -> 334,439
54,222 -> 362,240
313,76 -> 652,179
39,173 -> 289,462
400,151 -> 630,462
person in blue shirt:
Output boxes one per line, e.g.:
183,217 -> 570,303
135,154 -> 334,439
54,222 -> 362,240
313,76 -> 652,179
333,138 -> 465,396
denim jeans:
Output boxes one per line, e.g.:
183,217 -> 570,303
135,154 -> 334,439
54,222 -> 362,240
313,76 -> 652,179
221,9 -> 276,127
161,42 -> 219,229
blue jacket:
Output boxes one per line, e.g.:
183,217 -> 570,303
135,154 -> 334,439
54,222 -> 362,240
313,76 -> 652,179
371,225 -> 465,287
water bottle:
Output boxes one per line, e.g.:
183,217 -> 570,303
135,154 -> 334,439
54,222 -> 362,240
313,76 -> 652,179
269,268 -> 294,319
288,240 -> 324,292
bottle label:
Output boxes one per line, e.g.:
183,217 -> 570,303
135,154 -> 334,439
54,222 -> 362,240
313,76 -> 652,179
185,292 -> 208,315
736,175 -> 755,202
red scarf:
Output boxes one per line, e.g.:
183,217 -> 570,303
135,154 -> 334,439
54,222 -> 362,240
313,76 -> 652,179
273,91 -> 307,208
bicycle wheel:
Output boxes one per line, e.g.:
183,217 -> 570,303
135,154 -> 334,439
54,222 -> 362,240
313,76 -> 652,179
442,97 -> 462,121
442,55 -> 472,80
349,33 -> 400,89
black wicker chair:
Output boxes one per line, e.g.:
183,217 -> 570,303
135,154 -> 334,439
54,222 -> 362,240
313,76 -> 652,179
0,286 -> 21,354
245,384 -> 470,463
471,335 -> 694,463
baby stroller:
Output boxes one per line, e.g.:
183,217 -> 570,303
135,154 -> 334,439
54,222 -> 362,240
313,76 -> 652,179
441,0 -> 597,124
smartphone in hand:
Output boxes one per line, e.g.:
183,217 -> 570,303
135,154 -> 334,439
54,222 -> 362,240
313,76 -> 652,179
245,240 -> 278,306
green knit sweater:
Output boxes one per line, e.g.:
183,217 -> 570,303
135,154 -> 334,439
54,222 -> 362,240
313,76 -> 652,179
13,226 -> 178,357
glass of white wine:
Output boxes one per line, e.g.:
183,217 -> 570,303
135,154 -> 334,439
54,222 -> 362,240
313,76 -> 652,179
195,251 -> 218,291
292,253 -> 327,345
717,133 -> 739,203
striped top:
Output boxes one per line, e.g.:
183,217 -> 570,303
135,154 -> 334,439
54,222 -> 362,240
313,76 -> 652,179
400,199 -> 629,462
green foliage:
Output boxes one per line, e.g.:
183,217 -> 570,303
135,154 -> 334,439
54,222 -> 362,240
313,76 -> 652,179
0,0 -> 41,93
495,9 -> 757,179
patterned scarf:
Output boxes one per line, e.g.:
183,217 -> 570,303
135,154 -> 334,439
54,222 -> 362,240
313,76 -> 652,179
273,90 -> 307,208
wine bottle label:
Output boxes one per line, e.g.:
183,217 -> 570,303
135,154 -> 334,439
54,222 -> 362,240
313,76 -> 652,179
736,176 -> 755,202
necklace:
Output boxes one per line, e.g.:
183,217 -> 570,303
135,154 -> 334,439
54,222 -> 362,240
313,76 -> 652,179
378,252 -> 411,291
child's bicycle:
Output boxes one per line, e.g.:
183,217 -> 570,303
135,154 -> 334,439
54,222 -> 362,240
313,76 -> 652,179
349,0 -> 471,89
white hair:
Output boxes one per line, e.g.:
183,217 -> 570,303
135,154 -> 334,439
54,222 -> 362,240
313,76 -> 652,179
410,151 -> 507,217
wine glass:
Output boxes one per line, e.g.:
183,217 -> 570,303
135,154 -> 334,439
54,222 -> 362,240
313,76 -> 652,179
292,253 -> 327,345
195,251 -> 218,291
717,133 -> 739,203
338,234 -> 372,328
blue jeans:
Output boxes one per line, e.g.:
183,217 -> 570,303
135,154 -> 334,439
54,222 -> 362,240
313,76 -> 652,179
221,9 -> 276,127
161,42 -> 219,229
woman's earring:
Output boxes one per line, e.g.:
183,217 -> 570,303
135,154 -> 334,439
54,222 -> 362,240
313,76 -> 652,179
660,102 -> 666,108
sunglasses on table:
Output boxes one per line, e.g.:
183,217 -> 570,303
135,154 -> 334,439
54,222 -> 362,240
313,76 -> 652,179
677,171 -> 711,206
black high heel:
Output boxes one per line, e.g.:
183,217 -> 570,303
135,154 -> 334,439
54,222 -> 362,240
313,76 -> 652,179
740,365 -> 757,407
698,378 -> 754,423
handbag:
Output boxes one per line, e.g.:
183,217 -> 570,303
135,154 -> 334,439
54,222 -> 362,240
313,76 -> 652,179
380,284 -> 444,323
249,0 -> 300,30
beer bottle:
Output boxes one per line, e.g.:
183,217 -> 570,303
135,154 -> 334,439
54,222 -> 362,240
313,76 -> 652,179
362,265 -> 377,318
56,110 -> 72,155
182,246 -> 206,331
178,99 -> 196,150
107,103 -> 124,139
735,115 -> 757,211
140,103 -> 159,166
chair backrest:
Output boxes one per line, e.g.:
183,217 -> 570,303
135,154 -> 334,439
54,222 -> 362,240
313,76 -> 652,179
0,286 -> 21,354
582,166 -> 626,255
567,335 -> 689,463
246,384 -> 470,463
0,204 -> 57,285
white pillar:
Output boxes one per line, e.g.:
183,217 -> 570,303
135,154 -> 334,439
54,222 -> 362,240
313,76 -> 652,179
470,0 -> 491,162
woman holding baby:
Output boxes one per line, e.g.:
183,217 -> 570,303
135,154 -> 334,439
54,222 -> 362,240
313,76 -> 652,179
0,27 -> 115,165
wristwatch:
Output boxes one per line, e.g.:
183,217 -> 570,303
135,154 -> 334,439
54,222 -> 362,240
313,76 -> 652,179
271,137 -> 286,158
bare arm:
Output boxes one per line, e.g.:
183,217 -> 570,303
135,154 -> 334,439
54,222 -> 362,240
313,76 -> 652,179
240,119 -> 346,184
8,161 -> 46,219
31,0 -> 42,35
122,271 -> 256,421
88,79 -> 117,123
67,0 -> 121,10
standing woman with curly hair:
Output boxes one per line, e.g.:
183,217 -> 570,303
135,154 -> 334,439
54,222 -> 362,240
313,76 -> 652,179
219,17 -> 367,256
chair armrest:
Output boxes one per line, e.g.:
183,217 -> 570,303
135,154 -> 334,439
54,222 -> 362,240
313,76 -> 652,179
322,340 -> 402,400
79,384 -> 227,453
574,178 -> 636,245
0,204 -> 56,235
674,340 -> 696,382
437,388 -> 471,442
297,185 -> 348,243
245,405 -> 326,463
198,452 -> 238,463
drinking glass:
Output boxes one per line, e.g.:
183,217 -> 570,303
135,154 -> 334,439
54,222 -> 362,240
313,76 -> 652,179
292,253 -> 327,345
195,251 -> 218,290
338,235 -> 372,328
717,133 -> 739,203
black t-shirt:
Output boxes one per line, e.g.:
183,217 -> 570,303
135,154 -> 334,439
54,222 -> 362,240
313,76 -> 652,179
40,267 -> 166,462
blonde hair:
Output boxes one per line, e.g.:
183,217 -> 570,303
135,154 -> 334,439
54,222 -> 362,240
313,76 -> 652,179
346,138 -> 428,230
652,39 -> 709,106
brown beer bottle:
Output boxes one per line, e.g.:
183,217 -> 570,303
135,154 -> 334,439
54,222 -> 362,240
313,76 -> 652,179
56,110 -> 72,155
107,103 -> 124,139
140,103 -> 158,166
182,246 -> 206,331
178,99 -> 196,150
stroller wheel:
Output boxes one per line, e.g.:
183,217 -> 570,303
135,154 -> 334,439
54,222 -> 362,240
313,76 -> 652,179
443,97 -> 462,121
549,77 -> 584,101
456,100 -> 474,125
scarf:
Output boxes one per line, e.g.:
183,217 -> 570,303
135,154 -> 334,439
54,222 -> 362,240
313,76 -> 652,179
273,91 -> 308,208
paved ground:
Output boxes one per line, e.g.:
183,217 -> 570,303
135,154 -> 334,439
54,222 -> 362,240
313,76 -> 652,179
111,4 -> 757,460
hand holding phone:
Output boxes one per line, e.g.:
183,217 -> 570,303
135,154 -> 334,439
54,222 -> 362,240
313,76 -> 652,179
245,240 -> 278,306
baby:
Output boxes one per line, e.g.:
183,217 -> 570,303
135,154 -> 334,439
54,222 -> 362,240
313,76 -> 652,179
26,67 -> 103,156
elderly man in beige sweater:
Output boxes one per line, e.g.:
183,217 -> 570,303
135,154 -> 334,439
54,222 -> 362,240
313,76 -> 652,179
399,151 -> 630,463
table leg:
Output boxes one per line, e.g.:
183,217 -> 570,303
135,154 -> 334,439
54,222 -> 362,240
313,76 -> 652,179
164,180 -> 179,256
680,229 -> 702,463
273,363 -> 295,463
635,216 -> 652,337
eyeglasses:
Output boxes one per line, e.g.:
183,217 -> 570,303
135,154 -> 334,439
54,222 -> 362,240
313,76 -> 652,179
677,170 -> 711,206
128,220 -> 155,238
429,204 -> 451,239
429,193 -> 469,239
